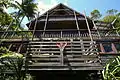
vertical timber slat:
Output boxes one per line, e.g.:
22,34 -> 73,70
43,12 -> 49,37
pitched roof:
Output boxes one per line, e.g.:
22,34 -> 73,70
26,3 -> 86,26
39,3 -> 85,17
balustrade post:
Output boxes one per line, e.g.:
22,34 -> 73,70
57,42 -> 67,66
61,30 -> 63,38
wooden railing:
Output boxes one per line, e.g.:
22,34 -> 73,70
25,39 -> 103,70
99,53 -> 120,66
0,29 -> 119,40
0,35 -> 119,70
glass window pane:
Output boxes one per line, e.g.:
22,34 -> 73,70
115,43 -> 120,52
103,44 -> 113,52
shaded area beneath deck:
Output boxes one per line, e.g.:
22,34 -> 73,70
30,70 -> 102,80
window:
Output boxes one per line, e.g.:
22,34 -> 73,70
103,44 -> 113,52
115,43 -> 120,52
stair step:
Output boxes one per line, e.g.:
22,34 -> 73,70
31,57 -> 98,62
28,51 -> 97,53
28,63 -> 101,67
30,55 -> 98,58
29,41 -> 95,44
27,44 -> 95,47
27,47 -> 96,50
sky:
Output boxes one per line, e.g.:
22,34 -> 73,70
7,0 -> 120,29
35,0 -> 120,16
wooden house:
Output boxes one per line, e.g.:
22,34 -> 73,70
0,3 -> 120,80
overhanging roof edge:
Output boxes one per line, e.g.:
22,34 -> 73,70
26,3 -> 87,27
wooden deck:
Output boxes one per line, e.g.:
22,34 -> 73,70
0,29 -> 120,40
0,37 -> 120,71
0,30 -> 120,71
24,39 -> 99,70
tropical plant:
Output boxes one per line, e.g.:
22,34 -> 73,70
102,56 -> 120,80
0,0 -> 37,40
0,0 -> 13,13
90,9 -> 102,20
10,0 -> 38,21
0,13 -> 13,31
106,9 -> 118,15
3,0 -> 38,39
0,47 -> 24,80
103,11 -> 120,32
0,47 -> 34,80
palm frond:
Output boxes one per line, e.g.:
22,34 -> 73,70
102,56 -> 120,80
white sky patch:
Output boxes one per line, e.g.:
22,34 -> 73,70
37,0 -> 58,14
64,0 -> 68,6
37,0 -> 68,14
4,0 -> 22,13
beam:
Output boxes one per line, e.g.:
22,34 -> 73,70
111,18 -> 120,36
50,9 -> 72,15
17,44 -> 23,53
92,20 -> 101,39
32,12 -> 39,41
28,20 -> 32,29
84,11 -> 95,55
111,43 -> 118,53
73,10 -> 85,51
99,43 -> 105,53
37,17 -> 86,22
73,10 -> 81,37
43,12 -> 49,37
84,11 -> 93,42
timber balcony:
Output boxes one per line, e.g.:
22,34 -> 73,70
26,39 -> 99,70
0,30 -> 120,71
0,29 -> 119,40
26,39 -> 120,70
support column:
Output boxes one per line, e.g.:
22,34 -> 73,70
111,18 -> 120,36
17,44 -> 23,53
100,43 -> 105,53
43,12 -> 49,37
84,11 -> 94,55
74,10 -> 85,51
73,10 -> 81,37
111,43 -> 117,53
84,11 -> 93,42
92,20 -> 101,39
32,12 -> 39,41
